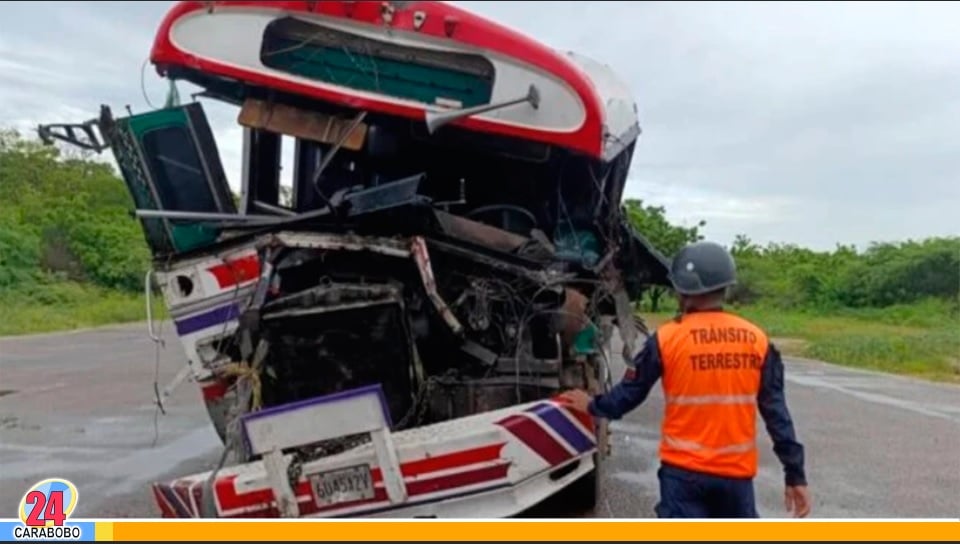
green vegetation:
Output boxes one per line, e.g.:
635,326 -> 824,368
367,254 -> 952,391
645,300 -> 958,382
1,130 -> 956,381
0,282 -> 150,336
736,302 -> 958,382
624,199 -> 960,382
623,199 -> 706,312
0,128 -> 163,335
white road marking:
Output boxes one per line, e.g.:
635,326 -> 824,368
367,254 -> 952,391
0,443 -> 116,455
785,373 -> 960,424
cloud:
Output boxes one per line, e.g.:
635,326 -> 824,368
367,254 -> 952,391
0,0 -> 956,251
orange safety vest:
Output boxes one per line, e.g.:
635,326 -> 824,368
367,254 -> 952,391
655,310 -> 769,479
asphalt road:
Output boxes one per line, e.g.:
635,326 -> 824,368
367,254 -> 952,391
1,322 -> 958,519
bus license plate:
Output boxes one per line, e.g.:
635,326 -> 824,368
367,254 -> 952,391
309,464 -> 375,507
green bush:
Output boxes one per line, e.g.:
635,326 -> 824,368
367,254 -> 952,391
0,129 -> 150,292
725,236 -> 959,312
0,217 -> 41,287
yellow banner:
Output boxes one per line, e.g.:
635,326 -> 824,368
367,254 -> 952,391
100,520 -> 960,543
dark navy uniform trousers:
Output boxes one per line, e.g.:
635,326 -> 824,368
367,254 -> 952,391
654,463 -> 759,518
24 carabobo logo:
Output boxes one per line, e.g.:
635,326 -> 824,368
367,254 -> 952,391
14,478 -> 81,540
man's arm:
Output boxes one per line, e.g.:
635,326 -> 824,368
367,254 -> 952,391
757,343 -> 807,486
588,334 -> 663,420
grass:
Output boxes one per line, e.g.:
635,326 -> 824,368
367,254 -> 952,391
0,281 -> 166,336
644,299 -> 960,383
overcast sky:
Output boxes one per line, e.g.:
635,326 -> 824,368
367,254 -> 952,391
1,1 -> 957,250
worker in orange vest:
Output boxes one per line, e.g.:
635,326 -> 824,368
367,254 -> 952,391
561,241 -> 811,518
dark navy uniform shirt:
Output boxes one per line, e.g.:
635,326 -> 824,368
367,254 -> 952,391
588,331 -> 807,486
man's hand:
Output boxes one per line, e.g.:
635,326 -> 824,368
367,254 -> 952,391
785,485 -> 811,518
557,389 -> 592,414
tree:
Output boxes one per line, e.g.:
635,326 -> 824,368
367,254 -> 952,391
623,199 -> 706,311
0,128 -> 150,291
731,233 -> 761,257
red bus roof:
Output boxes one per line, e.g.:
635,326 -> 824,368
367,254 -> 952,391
150,1 -> 639,160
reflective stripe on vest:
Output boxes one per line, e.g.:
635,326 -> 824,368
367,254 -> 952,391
655,311 -> 769,479
664,394 -> 756,406
663,434 -> 756,455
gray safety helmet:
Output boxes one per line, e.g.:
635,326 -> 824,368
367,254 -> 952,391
668,241 -> 737,296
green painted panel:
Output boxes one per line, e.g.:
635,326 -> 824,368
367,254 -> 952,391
112,106 -> 223,255
572,323 -> 600,356
170,223 -> 220,253
264,39 -> 494,108
111,118 -> 176,255
126,107 -> 188,137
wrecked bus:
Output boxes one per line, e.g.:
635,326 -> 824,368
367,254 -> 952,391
37,0 -> 670,518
